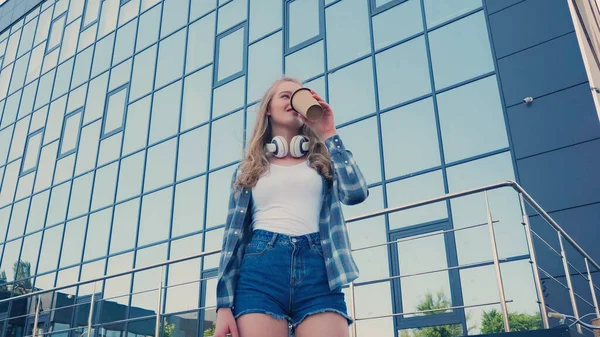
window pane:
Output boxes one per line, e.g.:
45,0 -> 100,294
123,97 -> 151,156
337,117 -> 381,183
249,0 -> 281,42
186,13 -> 215,73
203,228 -> 223,269
84,0 -> 102,26
429,12 -> 494,89
2,91 -> 21,130
181,66 -> 212,131
7,112 -> 27,161
325,0 -> 370,69
130,45 -> 156,102
113,20 -> 137,66
110,198 -> 139,254
285,41 -> 324,82
9,54 -> 28,94
8,198 -> 29,239
71,47 -> 93,89
119,0 -> 140,26
27,45 -> 44,83
424,0 -> 482,27
217,0 -> 247,33
131,244 -> 166,314
42,49 -> 59,74
166,235 -> 202,313
212,76 -> 245,118
0,161 -> 19,207
247,32 -> 282,102
78,23 -> 98,52
98,0 -> 119,38
209,111 -> 243,169
0,207 -> 9,243
376,36 -> 431,109
43,96 -> 67,145
34,143 -> 59,193
27,190 -> 49,233
68,0 -> 86,22
75,121 -> 101,175
144,139 -> 176,192
83,208 -> 113,261
46,182 -> 71,227
139,187 -> 172,246
161,0 -> 188,38
17,20 -> 36,57
23,132 -> 43,171
173,176 -> 206,237
35,8 -> 53,45
288,0 -> 319,48
328,58 -> 375,125
18,83 -> 35,119
205,165 -> 236,229
150,81 -> 181,144
381,98 -> 440,177
20,232 -> 42,278
1,239 -> 22,281
103,86 -> 128,135
38,225 -> 64,273
91,162 -> 118,211
53,153 -> 76,184
117,152 -> 144,202
48,15 -> 66,51
61,110 -> 82,155
136,5 -> 161,52
84,72 -> 109,124
438,75 -> 508,162
386,170 -> 447,229
67,172 -> 93,219
177,126 -> 209,181
99,132 -> 122,164
217,26 -> 244,82
67,84 -> 88,112
30,105 -> 48,133
347,216 -> 388,283
109,59 -> 133,90
91,33 -> 115,78
15,172 -> 34,200
191,0 -> 216,20
60,217 -> 87,267
59,18 -> 80,63
156,29 -> 185,89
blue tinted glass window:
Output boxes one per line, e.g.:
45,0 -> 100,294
27,45 -> 44,83
45,97 -> 68,146
110,198 -> 139,254
212,76 -> 245,118
102,85 -> 129,137
325,0 -> 370,69
68,84 -> 88,113
118,0 -> 140,26
122,97 -> 151,155
372,0 -> 422,50
7,198 -> 29,239
191,0 -> 216,21
27,191 -> 49,234
173,176 -> 206,237
428,12 -> 493,89
130,45 -> 156,102
0,126 -> 12,165
60,217 -> 86,267
328,58 -> 375,125
83,208 -> 113,261
1,239 -> 23,280
37,225 -> 64,273
144,139 -> 176,192
4,30 -> 20,66
42,48 -> 59,73
75,122 -> 101,175
186,13 -> 215,74
59,108 -> 83,157
182,66 -> 212,131
287,0 -> 321,50
18,81 -> 37,119
217,0 -> 247,33
83,0 -> 102,26
17,19 -> 36,57
59,18 -> 80,63
35,143 -> 59,192
91,162 -> 118,211
98,0 -> 119,39
68,0 -> 86,23
437,75 -> 508,163
67,172 -> 93,220
109,58 -> 132,91
78,23 -> 98,52
35,8 -> 52,45
209,110 -> 244,169
216,24 -> 245,83
381,98 -> 440,177
139,187 -> 172,246
376,36 -> 431,109
52,58 -> 74,100
337,117 -> 382,183
20,232 -> 42,275
205,165 -> 237,229
285,41 -> 324,82
22,130 -> 43,173
247,32 -> 282,102
161,0 -> 189,38
156,29 -> 186,89
116,152 -> 144,202
136,5 -> 160,52
98,132 -> 123,168
47,14 -> 66,53
113,19 -> 137,66
84,72 -> 109,124
8,54 -> 28,94
71,47 -> 93,89
8,116 -> 29,162
178,125 -> 209,180
91,34 -> 116,78
150,80 -> 181,144
249,0 -> 281,42
1,91 -> 20,129
424,0 -> 481,27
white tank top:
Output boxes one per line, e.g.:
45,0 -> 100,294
251,160 -> 323,236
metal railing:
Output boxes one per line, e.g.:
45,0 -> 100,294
0,181 -> 597,337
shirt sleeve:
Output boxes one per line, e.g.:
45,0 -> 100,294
325,134 -> 369,205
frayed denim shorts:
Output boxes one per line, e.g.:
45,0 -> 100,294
232,229 -> 352,328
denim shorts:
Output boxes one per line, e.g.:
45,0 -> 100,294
233,229 -> 352,328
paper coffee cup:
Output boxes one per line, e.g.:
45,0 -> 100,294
290,88 -> 323,122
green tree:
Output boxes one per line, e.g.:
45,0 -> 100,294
161,319 -> 176,337
203,321 -> 216,337
0,270 -> 7,292
12,261 -> 32,295
399,291 -> 464,337
480,309 -> 542,334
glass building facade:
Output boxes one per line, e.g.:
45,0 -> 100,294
1,0 -> 597,337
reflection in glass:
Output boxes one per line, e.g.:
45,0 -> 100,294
285,41 -> 324,82
91,33 -> 115,78
163,312 -> 198,337
249,0 -> 281,42
79,259 -> 106,296
75,121 -> 101,175
110,198 -> 140,254
67,172 -> 93,219
247,32 -> 282,103
60,110 -> 83,155
109,58 -> 132,91
103,86 -> 128,136
136,5 -> 161,52
98,0 -> 119,39
0,239 -> 22,281
217,0 -> 247,33
177,126 -> 209,181
156,29 -> 186,89
130,45 -> 157,102
117,152 -> 145,202
8,116 -> 30,162
7,198 -> 29,240
161,0 -> 189,38
182,66 -> 212,130
328,58 -> 375,125
19,232 -> 41,281
217,26 -> 244,81
27,190 -> 49,234
202,277 -> 217,335
387,171 -> 447,229
131,244 -> 167,316
437,75 -> 508,163
400,325 -> 463,337
38,225 -> 64,274
113,20 -> 137,66
381,98 -> 440,177
186,13 -> 215,73
22,131 -> 43,172
48,15 -> 66,51
34,143 -> 59,193
288,0 -> 320,48
173,177 -> 206,237
376,36 -> 431,109
84,72 -> 109,123
424,0 -> 482,27
325,0 -> 371,69
150,81 -> 181,144
348,216 -> 389,283
0,161 -> 19,207
91,162 -> 118,211
83,208 -> 113,261
139,187 -> 172,246
103,252 -> 133,321
212,76 -> 245,118
337,117 -> 381,183
60,217 -> 87,268
98,132 -> 123,166
203,228 -> 224,269
44,96 -> 67,145
144,139 -> 176,192
428,12 -> 493,89
352,282 -> 394,334
166,236 -> 202,313
123,97 -> 151,156
59,18 -> 80,62
46,182 -> 71,227
209,111 -> 244,169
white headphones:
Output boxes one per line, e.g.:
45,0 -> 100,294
264,136 -> 310,158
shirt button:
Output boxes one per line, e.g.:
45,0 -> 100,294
240,210 -> 244,213
344,160 -> 348,164
291,238 -> 297,243
234,231 -> 239,235
245,190 -> 248,194
334,139 -> 339,142
321,240 -> 327,245
337,146 -> 340,149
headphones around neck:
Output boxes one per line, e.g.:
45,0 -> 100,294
264,135 -> 310,158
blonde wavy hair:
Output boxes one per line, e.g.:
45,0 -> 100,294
234,77 -> 333,189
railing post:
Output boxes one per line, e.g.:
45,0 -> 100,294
585,258 -> 600,317
349,281 -> 357,337
87,282 -> 96,337
519,193 -> 549,329
155,266 -> 164,337
484,191 -> 510,332
558,234 -> 582,333
32,295 -> 41,337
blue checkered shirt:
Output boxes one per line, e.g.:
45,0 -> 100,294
216,134 -> 369,309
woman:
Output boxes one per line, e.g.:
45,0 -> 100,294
213,77 -> 368,337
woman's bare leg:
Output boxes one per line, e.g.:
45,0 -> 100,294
236,313 -> 289,337
294,312 -> 349,337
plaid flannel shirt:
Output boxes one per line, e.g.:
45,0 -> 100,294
216,134 -> 369,309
